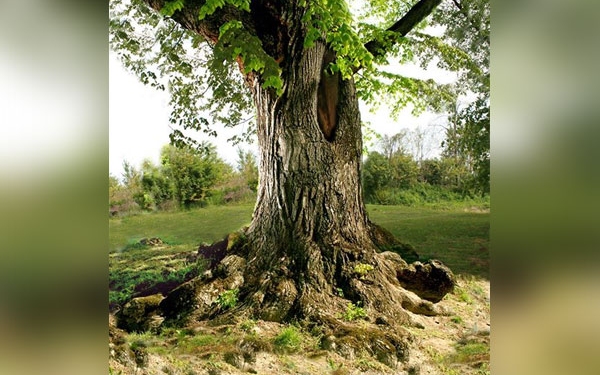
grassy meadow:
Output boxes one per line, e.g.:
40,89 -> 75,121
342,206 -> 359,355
109,203 -> 489,279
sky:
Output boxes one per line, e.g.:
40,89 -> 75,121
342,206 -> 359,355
109,52 -> 455,179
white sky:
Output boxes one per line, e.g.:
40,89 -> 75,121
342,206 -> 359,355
109,52 -> 455,178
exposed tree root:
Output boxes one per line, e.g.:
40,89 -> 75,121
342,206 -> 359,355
117,228 -> 456,368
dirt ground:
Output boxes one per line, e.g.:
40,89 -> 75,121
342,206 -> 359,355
109,276 -> 489,375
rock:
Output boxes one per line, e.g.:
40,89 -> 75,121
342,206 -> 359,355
116,294 -> 164,332
321,335 -> 337,350
224,350 -> 248,371
197,237 -> 229,269
397,260 -> 455,303
139,237 -> 164,246
159,280 -> 198,326
372,339 -> 398,368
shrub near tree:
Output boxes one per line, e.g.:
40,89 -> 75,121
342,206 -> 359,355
135,159 -> 175,210
160,144 -> 231,209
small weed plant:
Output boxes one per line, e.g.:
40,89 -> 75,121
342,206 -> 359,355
215,288 -> 239,310
353,263 -> 374,278
273,326 -> 302,353
341,301 -> 367,321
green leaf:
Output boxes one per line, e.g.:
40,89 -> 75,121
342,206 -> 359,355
160,0 -> 185,17
199,0 -> 250,20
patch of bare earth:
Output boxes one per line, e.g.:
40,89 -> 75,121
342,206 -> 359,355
109,276 -> 489,375
405,276 -> 490,374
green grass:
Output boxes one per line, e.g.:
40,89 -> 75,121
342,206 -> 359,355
109,203 -> 489,302
273,326 -> 303,353
109,204 -> 254,252
368,204 -> 489,278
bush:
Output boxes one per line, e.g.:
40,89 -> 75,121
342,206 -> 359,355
366,183 -> 485,206
207,175 -> 257,206
160,144 -> 232,209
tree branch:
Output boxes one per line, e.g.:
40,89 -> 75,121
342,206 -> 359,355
364,0 -> 442,57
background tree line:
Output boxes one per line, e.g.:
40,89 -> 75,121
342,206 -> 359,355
110,124 -> 488,216
109,144 -> 258,215
363,125 -> 489,207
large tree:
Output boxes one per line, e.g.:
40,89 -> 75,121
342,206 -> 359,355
111,0 -> 461,363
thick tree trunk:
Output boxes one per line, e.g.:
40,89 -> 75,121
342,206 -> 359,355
229,39 -> 454,328
244,40 -> 375,319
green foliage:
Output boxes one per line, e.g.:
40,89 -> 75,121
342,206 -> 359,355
214,21 -> 283,95
110,161 -> 147,214
160,144 -> 231,209
353,263 -> 374,278
363,151 -> 393,199
341,301 -> 367,321
363,135 -> 485,205
302,0 -> 373,78
198,0 -> 250,21
236,149 -> 258,192
425,0 -> 490,194
369,184 -> 470,207
129,159 -> 176,211
443,98 -> 490,194
362,150 -> 419,200
215,288 -> 239,310
160,0 -> 185,17
110,143 -> 232,213
239,318 -> 256,332
194,148 -> 258,206
109,0 -> 461,152
110,0 -> 254,149
273,326 -> 302,353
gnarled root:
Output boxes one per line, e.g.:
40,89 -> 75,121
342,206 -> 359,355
123,230 -> 455,369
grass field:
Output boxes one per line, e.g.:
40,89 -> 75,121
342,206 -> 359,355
109,203 -> 489,279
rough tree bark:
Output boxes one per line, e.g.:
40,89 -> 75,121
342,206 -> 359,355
137,0 -> 454,365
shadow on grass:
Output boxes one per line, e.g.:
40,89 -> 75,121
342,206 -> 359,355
368,206 -> 489,280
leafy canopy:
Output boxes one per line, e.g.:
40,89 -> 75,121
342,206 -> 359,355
109,0 -> 478,148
